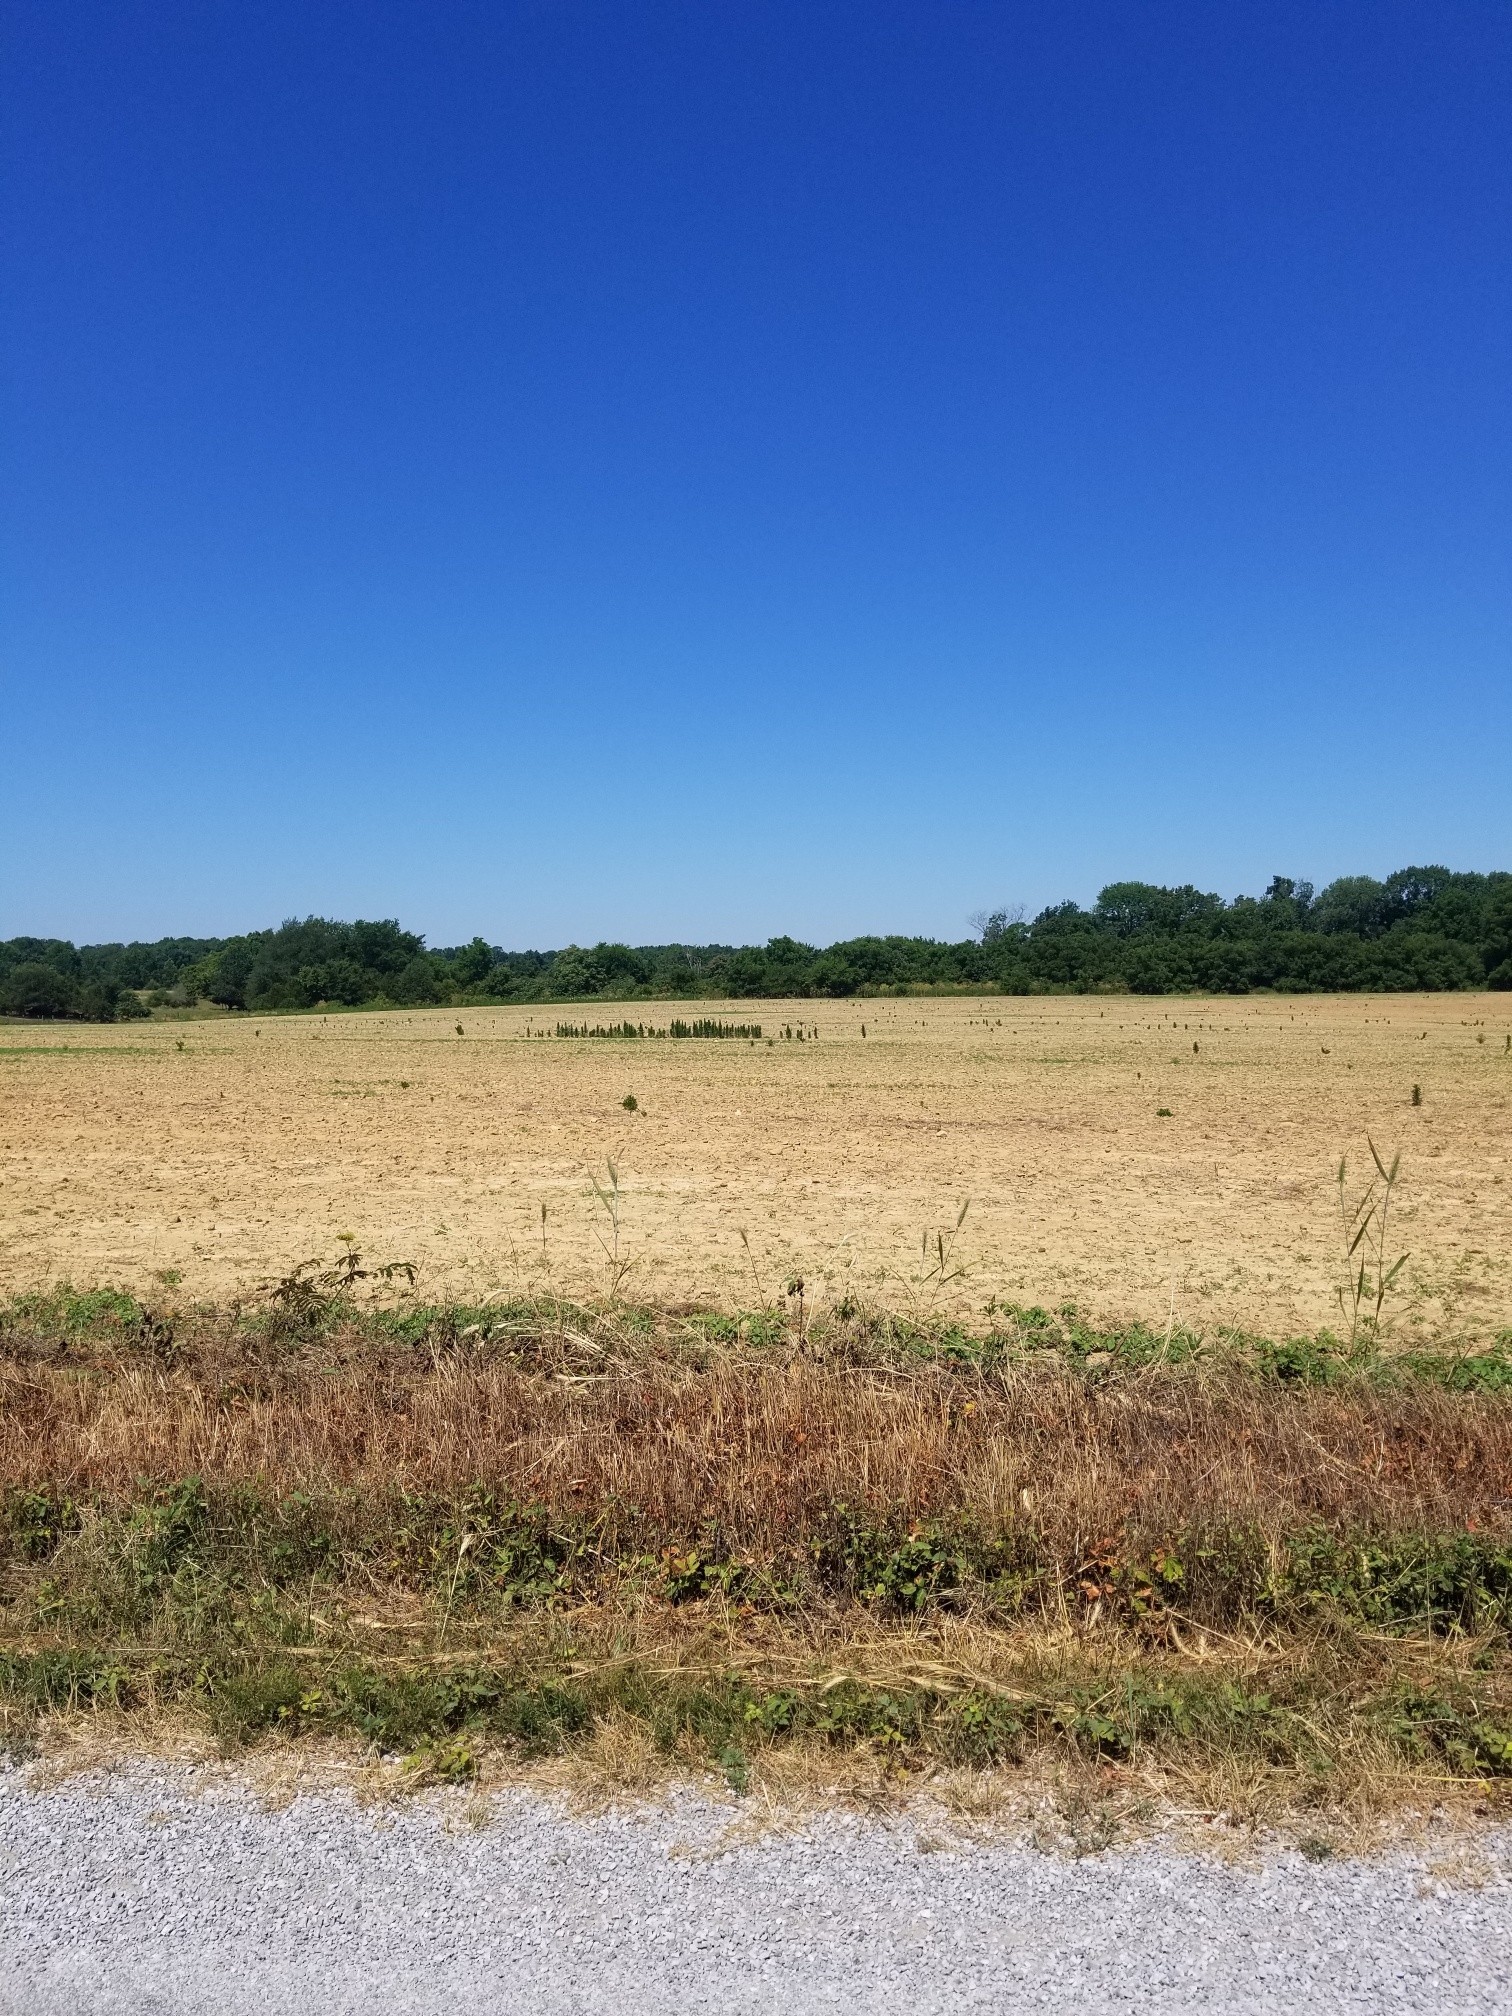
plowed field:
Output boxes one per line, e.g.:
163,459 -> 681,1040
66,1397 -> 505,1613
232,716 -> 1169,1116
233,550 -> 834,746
2,994 -> 1508,1338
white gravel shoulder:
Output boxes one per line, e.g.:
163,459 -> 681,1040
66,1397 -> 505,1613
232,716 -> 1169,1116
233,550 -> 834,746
1,1759 -> 1509,2014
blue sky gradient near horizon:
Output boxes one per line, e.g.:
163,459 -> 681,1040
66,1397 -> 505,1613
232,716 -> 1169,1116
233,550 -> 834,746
4,2 -> 1509,952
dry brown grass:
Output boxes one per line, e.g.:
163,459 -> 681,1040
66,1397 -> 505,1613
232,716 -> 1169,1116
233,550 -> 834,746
4,1336 -> 1509,1562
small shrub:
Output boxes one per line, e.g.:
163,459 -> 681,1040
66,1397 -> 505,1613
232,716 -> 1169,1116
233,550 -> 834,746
826,1512 -> 966,1613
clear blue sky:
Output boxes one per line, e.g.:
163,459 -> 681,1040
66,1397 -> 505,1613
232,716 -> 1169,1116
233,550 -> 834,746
4,2 -> 1508,949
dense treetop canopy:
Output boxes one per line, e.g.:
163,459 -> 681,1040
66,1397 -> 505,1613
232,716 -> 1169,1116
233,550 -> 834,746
3,869 -> 1510,1020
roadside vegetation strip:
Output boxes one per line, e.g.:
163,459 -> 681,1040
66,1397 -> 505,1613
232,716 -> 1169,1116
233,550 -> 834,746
2,1290 -> 1511,1807
4,1631 -> 1511,1793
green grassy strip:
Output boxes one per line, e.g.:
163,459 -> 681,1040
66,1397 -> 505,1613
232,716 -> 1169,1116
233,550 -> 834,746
5,1286 -> 1511,1386
7,1480 -> 1512,1640
3,1646 -> 1510,1788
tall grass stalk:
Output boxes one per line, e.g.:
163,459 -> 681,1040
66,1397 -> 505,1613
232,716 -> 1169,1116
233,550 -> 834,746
589,1160 -> 635,1300
1336,1139 -> 1408,1353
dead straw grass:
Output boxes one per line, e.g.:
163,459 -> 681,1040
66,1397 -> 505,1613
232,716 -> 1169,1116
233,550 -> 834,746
4,1341 -> 1509,1556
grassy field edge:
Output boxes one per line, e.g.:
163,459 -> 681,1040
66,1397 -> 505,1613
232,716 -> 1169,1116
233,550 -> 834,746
4,1286 -> 1511,1829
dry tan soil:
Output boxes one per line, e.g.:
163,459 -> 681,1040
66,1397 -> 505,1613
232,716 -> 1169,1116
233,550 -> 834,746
1,994 -> 1509,1339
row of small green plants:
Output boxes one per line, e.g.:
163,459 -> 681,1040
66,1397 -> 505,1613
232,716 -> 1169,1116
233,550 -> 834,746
548,1020 -> 764,1040
7,1480 -> 1512,1641
6,1284 -> 1510,1390
3,1643 -> 1509,1790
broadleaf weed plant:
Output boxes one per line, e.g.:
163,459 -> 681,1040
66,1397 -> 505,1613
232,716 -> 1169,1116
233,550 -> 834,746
267,1236 -> 417,1330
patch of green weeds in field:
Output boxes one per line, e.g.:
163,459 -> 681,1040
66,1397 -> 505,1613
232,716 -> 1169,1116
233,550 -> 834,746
1002,1302 -> 1060,1340
823,1511 -> 970,1613
973,1302 -> 1206,1370
936,1688 -> 1026,1764
1269,1529 -> 1512,1636
404,1737 -> 479,1785
12,1481 -> 223,1642
388,1490 -> 586,1608
929,1322 -> 1001,1368
717,1742 -> 750,1793
7,1632 -> 1511,1790
367,1302 -> 507,1348
0,1650 -> 131,1716
739,1309 -> 790,1348
206,1662 -> 319,1741
14,1474 -> 1510,1663
1381,1687 -> 1512,1776
204,1658 -> 591,1755
1397,1345 -> 1512,1394
122,1479 -> 212,1610
1254,1335 -> 1346,1385
1097,1542 -> 1191,1620
714,1679 -> 1015,1766
252,1491 -> 339,1587
2,1285 -> 146,1340
1067,1308 -> 1205,1369
2,1489 -> 81,1561
806,1682 -> 930,1750
17,1479 -> 238,1644
12,1286 -> 1508,1405
683,1312 -> 742,1344
324,1666 -> 502,1751
659,1544 -> 751,1604
1048,1676 -> 1285,1763
10,1483 -> 590,1647
62,1287 -> 148,1330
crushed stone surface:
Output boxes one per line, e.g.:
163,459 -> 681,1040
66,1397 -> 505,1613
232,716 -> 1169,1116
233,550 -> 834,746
1,1762 -> 1509,2012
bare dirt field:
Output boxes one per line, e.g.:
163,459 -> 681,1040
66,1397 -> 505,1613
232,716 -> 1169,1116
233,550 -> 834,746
1,994 -> 1508,1339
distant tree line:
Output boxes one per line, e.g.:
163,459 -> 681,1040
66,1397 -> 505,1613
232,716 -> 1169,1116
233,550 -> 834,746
3,867 -> 1510,1020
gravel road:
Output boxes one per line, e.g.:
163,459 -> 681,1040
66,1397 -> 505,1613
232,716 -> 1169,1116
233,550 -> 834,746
1,1761 -> 1508,2013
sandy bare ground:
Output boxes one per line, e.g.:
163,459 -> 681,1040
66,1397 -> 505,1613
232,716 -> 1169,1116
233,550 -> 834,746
1,994 -> 1508,1339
